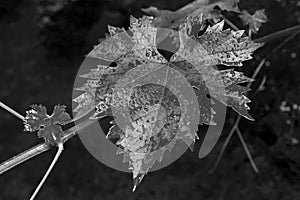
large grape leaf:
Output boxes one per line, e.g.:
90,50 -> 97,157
73,13 -> 263,190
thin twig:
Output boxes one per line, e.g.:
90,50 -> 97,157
0,119 -> 96,175
254,24 -> 300,43
253,76 -> 267,96
266,31 -> 300,58
0,101 -> 24,120
209,29 -> 300,173
236,127 -> 259,173
249,32 -> 298,88
222,15 -> 240,31
247,58 -> 266,88
29,143 -> 64,200
222,14 -> 300,44
209,116 -> 241,173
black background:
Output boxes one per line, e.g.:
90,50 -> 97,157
0,0 -> 299,199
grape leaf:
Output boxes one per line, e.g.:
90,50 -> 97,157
74,24 -> 199,190
24,104 -> 72,145
239,9 -> 268,34
73,13 -> 263,190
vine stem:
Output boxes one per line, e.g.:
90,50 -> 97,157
0,119 -> 96,175
209,30 -> 300,173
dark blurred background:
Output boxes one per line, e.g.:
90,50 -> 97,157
0,0 -> 300,199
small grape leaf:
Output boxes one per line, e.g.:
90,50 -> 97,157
239,9 -> 268,34
24,104 -> 72,145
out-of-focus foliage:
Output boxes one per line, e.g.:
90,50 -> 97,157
36,0 -> 104,58
142,0 -> 240,28
0,0 -> 24,20
239,9 -> 267,34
